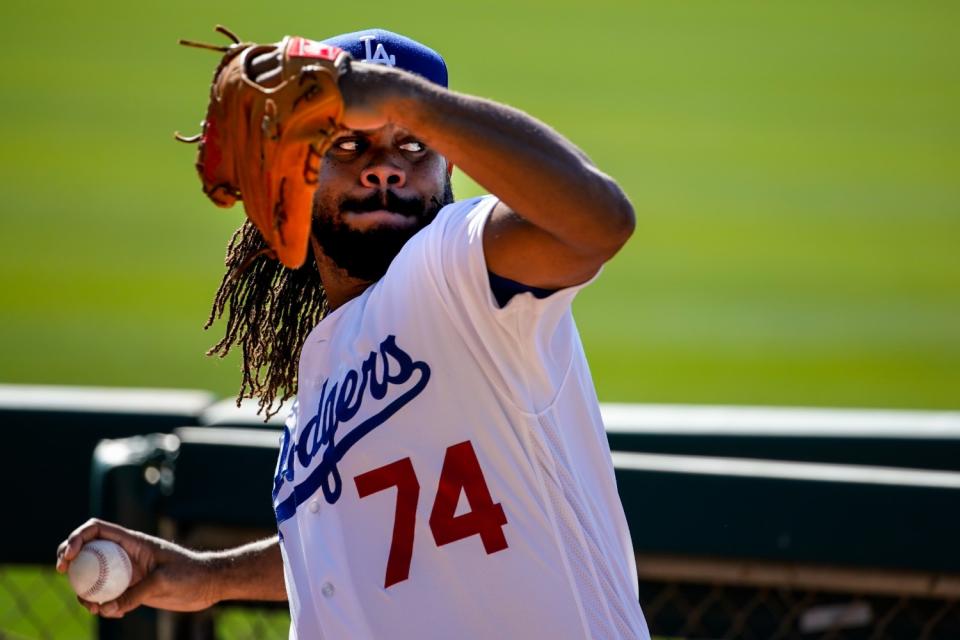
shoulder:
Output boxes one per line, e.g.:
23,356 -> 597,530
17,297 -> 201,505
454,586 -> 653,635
430,195 -> 498,241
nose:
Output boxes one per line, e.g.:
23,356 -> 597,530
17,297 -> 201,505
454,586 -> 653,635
360,163 -> 406,189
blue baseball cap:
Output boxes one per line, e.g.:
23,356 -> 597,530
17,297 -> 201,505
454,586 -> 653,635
323,28 -> 448,88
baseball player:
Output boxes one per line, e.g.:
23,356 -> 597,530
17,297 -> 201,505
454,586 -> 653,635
57,29 -> 650,639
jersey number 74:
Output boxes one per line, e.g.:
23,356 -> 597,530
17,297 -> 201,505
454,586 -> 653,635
354,440 -> 510,588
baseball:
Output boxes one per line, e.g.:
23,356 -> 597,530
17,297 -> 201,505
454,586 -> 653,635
67,539 -> 133,604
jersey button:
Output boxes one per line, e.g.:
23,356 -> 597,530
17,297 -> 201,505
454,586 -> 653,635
321,582 -> 335,598
308,500 -> 320,514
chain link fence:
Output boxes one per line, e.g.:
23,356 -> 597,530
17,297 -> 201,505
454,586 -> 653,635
212,607 -> 289,640
0,566 -> 92,640
209,583 -> 960,639
640,581 -> 959,639
637,555 -> 960,640
202,577 -> 960,640
0,565 -> 291,640
3,563 -> 958,639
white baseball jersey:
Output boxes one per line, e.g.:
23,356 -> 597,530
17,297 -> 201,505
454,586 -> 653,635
272,195 -> 649,639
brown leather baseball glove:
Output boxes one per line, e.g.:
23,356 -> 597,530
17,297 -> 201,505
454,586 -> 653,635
178,26 -> 352,269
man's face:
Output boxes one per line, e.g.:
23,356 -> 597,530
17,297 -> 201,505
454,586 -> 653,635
311,124 -> 454,281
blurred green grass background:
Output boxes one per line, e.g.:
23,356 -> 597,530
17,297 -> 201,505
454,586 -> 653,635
1,0 -> 958,410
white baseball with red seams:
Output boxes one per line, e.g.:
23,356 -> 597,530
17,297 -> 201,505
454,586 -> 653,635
67,540 -> 133,604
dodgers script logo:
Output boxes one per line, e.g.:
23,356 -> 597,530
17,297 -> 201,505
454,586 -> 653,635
273,335 -> 430,525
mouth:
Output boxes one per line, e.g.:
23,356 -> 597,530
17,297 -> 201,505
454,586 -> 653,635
342,209 -> 418,231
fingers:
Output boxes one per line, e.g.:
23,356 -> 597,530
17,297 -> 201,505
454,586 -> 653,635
57,518 -> 106,573
76,596 -> 99,616
73,562 -> 152,618
56,518 -> 138,573
99,573 -> 157,619
254,67 -> 284,88
250,49 -> 281,75
250,49 -> 283,87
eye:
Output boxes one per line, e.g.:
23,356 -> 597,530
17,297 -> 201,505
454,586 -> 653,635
399,140 -> 425,153
336,139 -> 361,152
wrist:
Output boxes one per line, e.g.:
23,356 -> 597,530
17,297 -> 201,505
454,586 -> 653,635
381,69 -> 431,126
349,62 -> 434,128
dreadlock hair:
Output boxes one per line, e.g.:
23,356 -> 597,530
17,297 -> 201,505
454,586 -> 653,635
205,220 -> 328,419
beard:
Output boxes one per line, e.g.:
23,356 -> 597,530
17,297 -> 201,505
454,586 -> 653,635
311,178 -> 454,282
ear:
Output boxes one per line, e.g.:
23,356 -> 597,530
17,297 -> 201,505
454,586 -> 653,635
446,161 -> 455,177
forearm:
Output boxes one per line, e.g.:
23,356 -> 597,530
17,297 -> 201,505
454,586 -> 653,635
378,70 -> 633,249
202,536 -> 286,602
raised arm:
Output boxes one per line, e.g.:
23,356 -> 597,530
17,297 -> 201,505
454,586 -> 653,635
342,63 -> 636,289
57,519 -> 285,618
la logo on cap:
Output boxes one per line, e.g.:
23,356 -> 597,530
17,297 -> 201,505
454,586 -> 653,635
359,35 -> 396,66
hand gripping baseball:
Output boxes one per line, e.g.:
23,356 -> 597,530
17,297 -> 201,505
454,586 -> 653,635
57,519 -> 217,618
178,26 -> 352,269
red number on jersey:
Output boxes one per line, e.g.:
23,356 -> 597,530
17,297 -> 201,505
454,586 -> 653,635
354,441 -> 509,588
430,441 -> 509,554
354,457 -> 419,588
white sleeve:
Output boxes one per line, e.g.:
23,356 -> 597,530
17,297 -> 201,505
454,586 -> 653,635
423,195 -> 600,412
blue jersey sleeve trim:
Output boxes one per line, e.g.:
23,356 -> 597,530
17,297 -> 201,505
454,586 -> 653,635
488,270 -> 558,308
